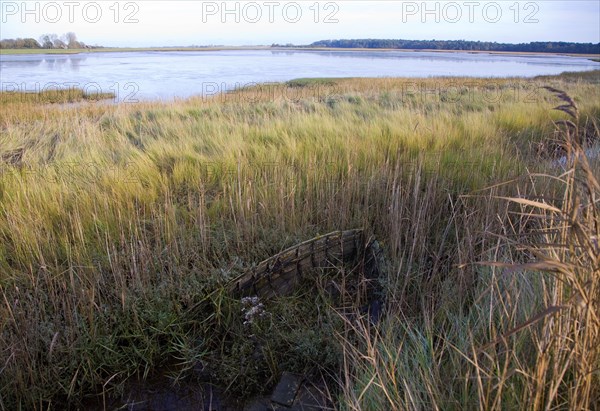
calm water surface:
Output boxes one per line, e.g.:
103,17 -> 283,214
1,50 -> 598,101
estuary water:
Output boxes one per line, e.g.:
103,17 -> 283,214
1,49 -> 598,101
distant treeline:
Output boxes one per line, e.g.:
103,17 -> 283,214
0,32 -> 99,50
0,38 -> 42,49
278,39 -> 600,54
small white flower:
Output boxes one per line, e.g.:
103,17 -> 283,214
241,295 -> 268,325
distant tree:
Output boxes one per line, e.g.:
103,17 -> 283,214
0,39 -> 15,48
39,34 -> 53,49
64,32 -> 82,49
45,34 -> 60,48
22,38 -> 41,48
53,38 -> 67,49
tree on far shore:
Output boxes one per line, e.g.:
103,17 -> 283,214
273,39 -> 600,55
0,38 -> 41,49
0,32 -> 88,49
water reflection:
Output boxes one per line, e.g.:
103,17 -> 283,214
269,49 -> 591,66
39,55 -> 86,71
1,50 -> 598,101
0,58 -> 42,68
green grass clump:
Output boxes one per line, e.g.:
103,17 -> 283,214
0,74 -> 598,409
535,69 -> 600,84
286,77 -> 341,87
0,88 -> 115,105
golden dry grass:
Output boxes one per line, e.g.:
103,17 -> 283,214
0,74 -> 598,409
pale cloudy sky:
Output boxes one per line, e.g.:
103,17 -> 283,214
1,1 -> 599,46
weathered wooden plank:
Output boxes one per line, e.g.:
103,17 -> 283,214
229,229 -> 366,298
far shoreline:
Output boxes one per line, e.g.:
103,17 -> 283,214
1,46 -> 599,60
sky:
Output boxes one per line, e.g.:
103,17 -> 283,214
1,1 -> 599,47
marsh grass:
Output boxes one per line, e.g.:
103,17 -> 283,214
334,85 -> 599,410
0,88 -> 115,105
0,75 -> 598,409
